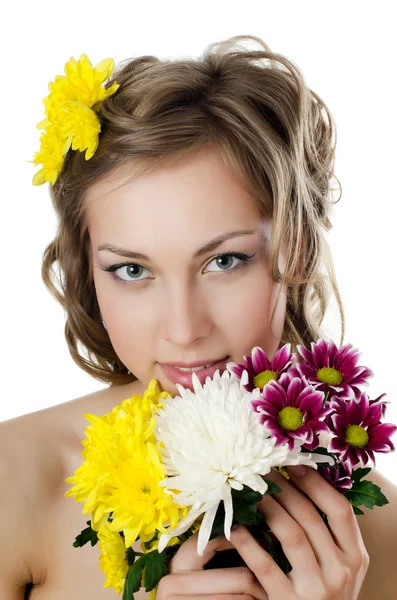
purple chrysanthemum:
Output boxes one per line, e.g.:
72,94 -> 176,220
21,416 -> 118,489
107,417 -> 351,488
325,391 -> 397,469
316,461 -> 353,493
288,338 -> 374,403
251,372 -> 334,451
226,343 -> 296,393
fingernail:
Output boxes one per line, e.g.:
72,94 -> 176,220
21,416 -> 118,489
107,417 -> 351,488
287,465 -> 307,477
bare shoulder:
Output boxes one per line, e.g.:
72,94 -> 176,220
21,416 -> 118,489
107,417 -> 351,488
357,467 -> 397,599
0,377 -> 146,484
0,378 -> 146,595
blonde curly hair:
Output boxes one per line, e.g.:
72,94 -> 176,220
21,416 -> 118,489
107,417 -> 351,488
41,34 -> 344,386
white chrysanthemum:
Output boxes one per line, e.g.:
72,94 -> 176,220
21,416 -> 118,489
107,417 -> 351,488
154,369 -> 334,556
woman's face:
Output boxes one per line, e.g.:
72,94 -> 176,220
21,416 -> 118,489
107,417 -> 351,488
85,147 -> 287,396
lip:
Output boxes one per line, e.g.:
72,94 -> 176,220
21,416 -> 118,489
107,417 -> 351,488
159,357 -> 230,389
160,358 -> 226,368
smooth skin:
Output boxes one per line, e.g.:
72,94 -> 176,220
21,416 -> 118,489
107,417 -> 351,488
155,466 -> 369,600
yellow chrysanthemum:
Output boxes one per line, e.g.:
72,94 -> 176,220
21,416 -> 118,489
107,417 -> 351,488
47,101 -> 102,159
65,379 -> 169,529
96,486 -> 201,597
30,53 -> 120,186
106,445 -> 187,548
50,53 -> 119,109
97,522 -> 130,594
65,379 -> 187,540
30,124 -> 70,185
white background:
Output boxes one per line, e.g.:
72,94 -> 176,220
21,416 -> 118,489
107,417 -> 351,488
1,1 -> 396,483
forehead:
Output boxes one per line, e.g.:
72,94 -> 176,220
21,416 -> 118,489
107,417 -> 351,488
85,148 -> 263,246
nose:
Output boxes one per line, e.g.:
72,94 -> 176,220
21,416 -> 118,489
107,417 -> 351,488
161,279 -> 213,347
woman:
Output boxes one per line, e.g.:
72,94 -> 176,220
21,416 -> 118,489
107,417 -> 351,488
1,35 -> 396,599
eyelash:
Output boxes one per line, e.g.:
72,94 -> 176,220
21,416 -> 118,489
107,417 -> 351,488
101,251 -> 257,286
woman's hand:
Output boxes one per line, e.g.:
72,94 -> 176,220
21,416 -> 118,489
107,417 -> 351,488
229,465 -> 370,600
155,531 -> 269,600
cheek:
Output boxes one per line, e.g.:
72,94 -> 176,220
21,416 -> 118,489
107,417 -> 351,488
101,297 -> 153,346
216,269 -> 285,356
94,274 -> 150,344
98,296 -> 154,375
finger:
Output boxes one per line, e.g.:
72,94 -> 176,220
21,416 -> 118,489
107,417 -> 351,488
263,467 -> 343,572
285,465 -> 365,562
230,525 -> 295,598
158,566 -> 269,600
256,492 -> 322,578
170,531 -> 236,572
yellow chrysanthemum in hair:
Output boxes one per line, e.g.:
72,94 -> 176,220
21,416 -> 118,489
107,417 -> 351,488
97,522 -> 130,594
30,125 -> 68,185
30,53 -> 120,186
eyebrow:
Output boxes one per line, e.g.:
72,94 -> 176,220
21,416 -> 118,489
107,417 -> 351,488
98,229 -> 257,260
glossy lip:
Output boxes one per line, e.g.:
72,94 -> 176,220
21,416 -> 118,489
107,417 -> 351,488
160,358 -> 226,368
159,356 -> 230,389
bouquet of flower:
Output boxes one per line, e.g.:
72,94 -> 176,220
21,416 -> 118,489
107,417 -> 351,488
65,339 -> 396,599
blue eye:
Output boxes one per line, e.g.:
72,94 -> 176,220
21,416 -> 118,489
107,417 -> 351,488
101,251 -> 256,286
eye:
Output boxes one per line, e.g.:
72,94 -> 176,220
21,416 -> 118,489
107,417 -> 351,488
203,252 -> 256,273
101,262 -> 151,285
101,251 -> 256,286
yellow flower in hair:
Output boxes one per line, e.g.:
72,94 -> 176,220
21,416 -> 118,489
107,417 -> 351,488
31,125 -> 69,186
30,53 -> 120,186
56,102 -> 102,158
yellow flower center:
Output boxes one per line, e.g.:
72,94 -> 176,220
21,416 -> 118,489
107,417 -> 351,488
345,425 -> 369,448
253,370 -> 278,388
316,366 -> 343,385
141,484 -> 151,495
277,406 -> 304,431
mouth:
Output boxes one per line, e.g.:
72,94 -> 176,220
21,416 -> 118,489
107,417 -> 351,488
159,356 -> 230,388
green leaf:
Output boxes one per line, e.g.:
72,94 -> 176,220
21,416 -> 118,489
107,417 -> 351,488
262,480 -> 283,495
344,479 -> 389,510
142,550 -> 168,591
352,505 -> 365,515
233,502 -> 259,526
232,485 -> 264,503
123,556 -> 147,600
73,521 -> 98,548
350,467 -> 372,482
